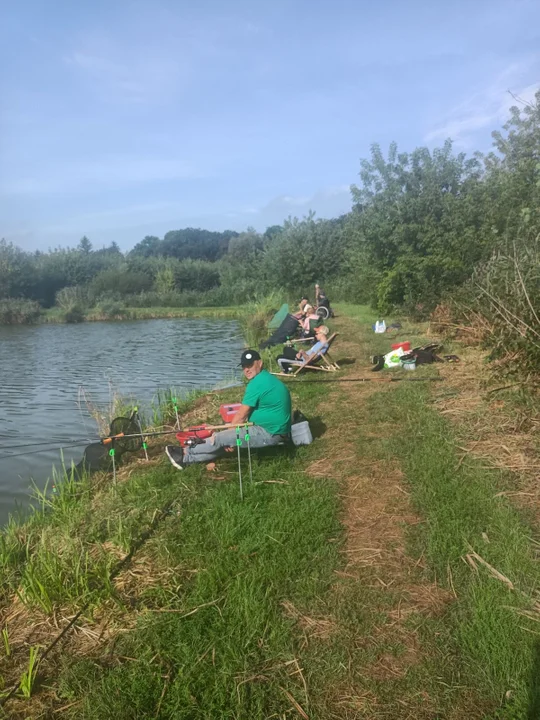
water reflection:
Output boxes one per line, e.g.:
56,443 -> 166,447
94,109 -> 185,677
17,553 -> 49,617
0,318 -> 244,525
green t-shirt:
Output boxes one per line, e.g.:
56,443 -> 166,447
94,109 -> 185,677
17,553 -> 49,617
242,370 -> 291,435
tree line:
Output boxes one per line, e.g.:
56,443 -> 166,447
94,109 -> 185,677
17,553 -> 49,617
2,90 -> 539,358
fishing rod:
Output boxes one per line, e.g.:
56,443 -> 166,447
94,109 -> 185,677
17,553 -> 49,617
272,375 -> 444,383
0,423 -> 253,463
99,422 -> 253,445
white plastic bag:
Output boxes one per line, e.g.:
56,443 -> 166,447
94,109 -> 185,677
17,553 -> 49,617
374,320 -> 386,334
383,346 -> 405,368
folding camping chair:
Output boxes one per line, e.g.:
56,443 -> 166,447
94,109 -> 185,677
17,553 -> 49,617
274,333 -> 340,376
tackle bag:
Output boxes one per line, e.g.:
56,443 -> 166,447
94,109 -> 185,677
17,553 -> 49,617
260,314 -> 300,349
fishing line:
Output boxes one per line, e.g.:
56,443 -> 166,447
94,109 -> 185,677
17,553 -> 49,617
236,426 -> 243,501
0,441 -> 92,462
246,427 -> 253,484
0,437 -> 94,452
77,386 -> 96,440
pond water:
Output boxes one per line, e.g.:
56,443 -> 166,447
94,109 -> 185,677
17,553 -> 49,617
0,318 -> 244,526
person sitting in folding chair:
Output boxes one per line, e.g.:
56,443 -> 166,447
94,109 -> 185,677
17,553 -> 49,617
276,326 -> 330,374
165,350 -> 291,469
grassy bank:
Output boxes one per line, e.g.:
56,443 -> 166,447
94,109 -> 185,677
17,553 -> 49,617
41,305 -> 245,324
0,371 -> 339,719
2,305 -> 540,718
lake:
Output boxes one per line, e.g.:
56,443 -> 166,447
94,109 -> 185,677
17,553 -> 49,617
0,318 -> 244,526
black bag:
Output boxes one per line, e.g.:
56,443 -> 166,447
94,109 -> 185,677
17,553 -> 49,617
281,345 -> 297,360
260,314 -> 300,349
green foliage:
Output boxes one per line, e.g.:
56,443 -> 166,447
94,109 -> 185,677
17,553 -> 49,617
347,140 -> 488,314
442,229 -> 540,378
18,646 -> 39,698
262,213 -> 348,293
0,239 -> 35,299
153,264 -> 176,294
95,300 -> 129,319
0,297 -> 42,324
345,92 -> 540,320
91,267 -> 153,298
1,628 -> 10,658
55,285 -> 91,310
130,228 -> 238,261
63,305 -> 85,323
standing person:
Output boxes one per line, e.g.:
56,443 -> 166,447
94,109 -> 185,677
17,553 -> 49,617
315,284 -> 333,318
165,350 -> 291,469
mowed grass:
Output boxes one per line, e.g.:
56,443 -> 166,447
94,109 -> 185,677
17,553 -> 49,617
356,350 -> 540,718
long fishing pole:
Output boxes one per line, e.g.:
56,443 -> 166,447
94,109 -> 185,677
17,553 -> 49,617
0,423 -> 254,463
236,426 -> 243,501
100,422 -> 253,445
272,375 -> 444,383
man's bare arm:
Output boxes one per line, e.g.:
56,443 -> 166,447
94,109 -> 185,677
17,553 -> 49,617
231,404 -> 251,425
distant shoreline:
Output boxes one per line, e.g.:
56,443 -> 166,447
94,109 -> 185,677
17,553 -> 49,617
41,305 -> 244,324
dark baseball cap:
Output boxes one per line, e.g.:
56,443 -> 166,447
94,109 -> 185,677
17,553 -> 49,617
239,349 -> 261,368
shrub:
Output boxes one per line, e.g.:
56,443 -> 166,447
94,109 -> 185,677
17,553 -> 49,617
56,285 -> 92,310
434,230 -> 540,378
0,298 -> 42,324
95,301 -> 129,319
63,305 -> 85,323
90,269 -> 152,297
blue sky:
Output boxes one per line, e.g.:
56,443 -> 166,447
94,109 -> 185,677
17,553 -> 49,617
1,0 -> 539,251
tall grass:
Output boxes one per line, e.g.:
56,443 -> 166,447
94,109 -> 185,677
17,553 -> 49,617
0,298 -> 41,324
238,291 -> 287,347
434,231 -> 540,380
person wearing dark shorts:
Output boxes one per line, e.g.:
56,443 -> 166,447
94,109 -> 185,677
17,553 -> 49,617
165,349 -> 291,469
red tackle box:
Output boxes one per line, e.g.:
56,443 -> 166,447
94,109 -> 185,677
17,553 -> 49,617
391,341 -> 411,352
219,403 -> 241,423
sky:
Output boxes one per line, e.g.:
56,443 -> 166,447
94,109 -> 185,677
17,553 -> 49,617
1,0 -> 539,252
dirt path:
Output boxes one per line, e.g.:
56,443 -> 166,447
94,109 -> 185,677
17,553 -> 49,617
300,313 -> 460,719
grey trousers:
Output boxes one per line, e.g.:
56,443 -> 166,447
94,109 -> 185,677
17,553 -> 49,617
183,425 -> 288,465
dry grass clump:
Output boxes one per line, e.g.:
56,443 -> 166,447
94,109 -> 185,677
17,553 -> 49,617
434,352 -> 540,518
429,302 -> 492,345
281,600 -> 336,641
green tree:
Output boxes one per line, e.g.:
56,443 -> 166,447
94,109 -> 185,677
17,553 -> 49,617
262,213 -> 348,294
154,264 -> 176,294
347,140 -> 487,313
78,236 -> 92,254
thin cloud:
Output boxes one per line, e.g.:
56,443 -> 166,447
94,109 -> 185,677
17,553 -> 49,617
425,61 -> 540,147
2,155 -> 207,196
64,48 -> 184,104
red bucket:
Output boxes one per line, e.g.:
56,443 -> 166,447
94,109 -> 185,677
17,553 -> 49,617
391,341 -> 411,352
176,425 -> 212,447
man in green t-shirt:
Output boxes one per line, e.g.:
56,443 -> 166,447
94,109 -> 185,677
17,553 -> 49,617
165,349 -> 291,470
